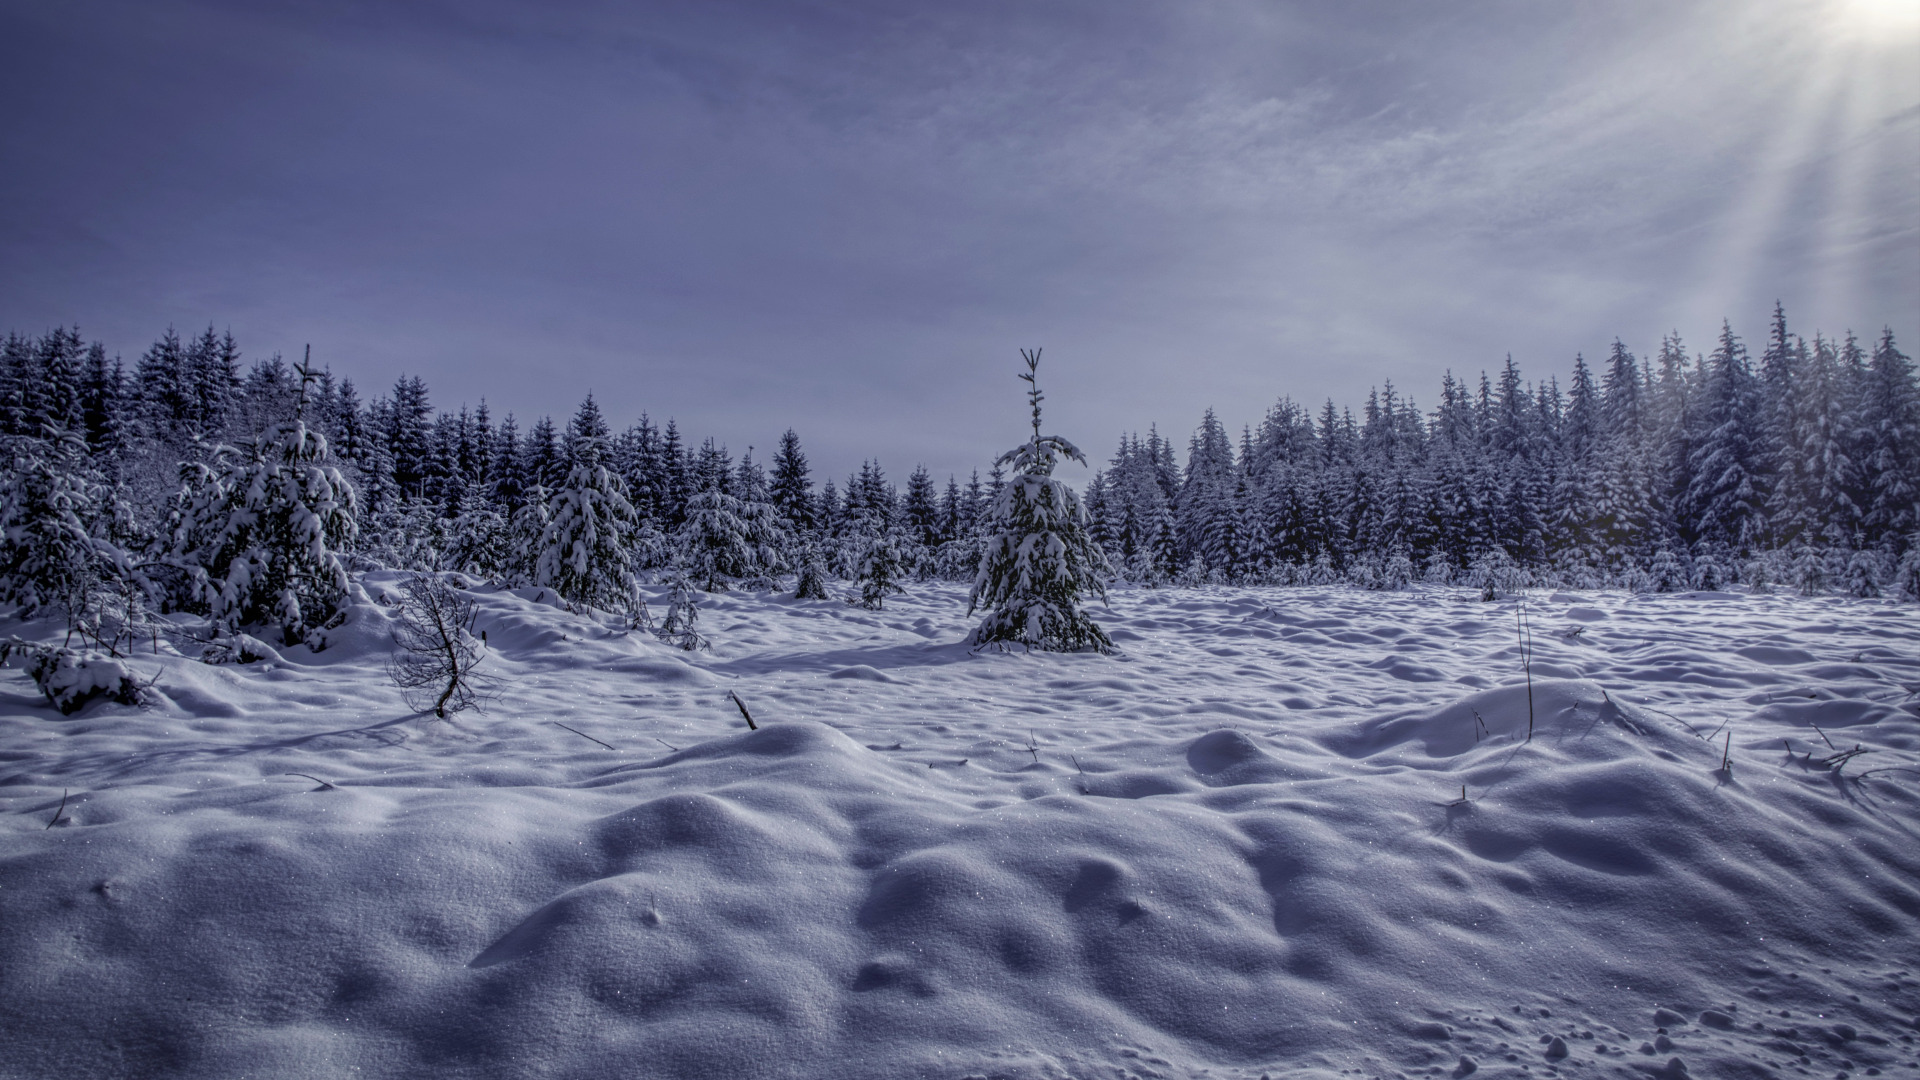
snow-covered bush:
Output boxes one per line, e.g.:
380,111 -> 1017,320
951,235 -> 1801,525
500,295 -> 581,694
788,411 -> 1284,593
0,638 -> 144,714
387,574 -> 489,718
535,443 -> 642,612
197,632 -> 280,665
967,350 -> 1114,653
855,533 -> 907,610
171,420 -> 358,646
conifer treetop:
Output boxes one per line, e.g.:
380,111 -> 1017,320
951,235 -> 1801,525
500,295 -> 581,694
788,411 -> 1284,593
997,348 -> 1086,478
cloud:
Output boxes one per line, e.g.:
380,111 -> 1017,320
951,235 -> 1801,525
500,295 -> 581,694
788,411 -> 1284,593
0,0 -> 1912,480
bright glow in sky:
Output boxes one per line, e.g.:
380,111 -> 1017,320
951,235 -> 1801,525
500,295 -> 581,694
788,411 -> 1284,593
1838,0 -> 1920,36
0,0 -> 1914,482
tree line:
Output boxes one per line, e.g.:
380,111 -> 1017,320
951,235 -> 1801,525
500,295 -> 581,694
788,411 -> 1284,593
1,304 -> 1915,658
1087,308 -> 1917,595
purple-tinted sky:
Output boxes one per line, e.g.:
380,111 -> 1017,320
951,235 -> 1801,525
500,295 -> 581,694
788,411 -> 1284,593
2,0 -> 1915,483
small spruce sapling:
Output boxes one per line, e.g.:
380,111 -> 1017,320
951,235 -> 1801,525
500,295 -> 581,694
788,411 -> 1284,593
855,532 -> 907,610
654,563 -> 709,652
387,573 -> 490,719
535,438 -> 643,613
173,418 -> 359,646
966,349 -> 1115,653
794,543 -> 831,600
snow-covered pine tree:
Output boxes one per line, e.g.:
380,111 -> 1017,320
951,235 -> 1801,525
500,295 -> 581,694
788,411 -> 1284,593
442,486 -> 513,581
854,531 -> 907,610
677,476 -> 788,591
793,542 -> 831,600
1858,329 -> 1917,552
535,438 -> 641,612
654,562 -> 708,651
1893,536 -> 1920,602
0,429 -> 118,616
507,483 -> 550,585
967,349 -> 1114,653
175,419 -> 359,645
769,428 -> 815,536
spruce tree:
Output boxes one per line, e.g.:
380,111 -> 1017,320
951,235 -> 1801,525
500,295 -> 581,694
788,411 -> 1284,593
0,429 -> 117,616
677,478 -> 787,591
855,531 -> 907,610
1858,329 -> 1917,551
535,438 -> 642,611
175,419 -> 359,645
769,428 -> 815,534
967,350 -> 1114,653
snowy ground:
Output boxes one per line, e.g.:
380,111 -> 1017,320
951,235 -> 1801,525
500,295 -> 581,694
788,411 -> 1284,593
2,580 -> 1919,1080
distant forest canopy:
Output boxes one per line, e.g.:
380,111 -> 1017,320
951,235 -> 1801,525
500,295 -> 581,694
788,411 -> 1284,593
1,304 -> 1916,596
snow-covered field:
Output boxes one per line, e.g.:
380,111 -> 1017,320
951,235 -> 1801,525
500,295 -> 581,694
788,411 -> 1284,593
3,581 -> 1919,1080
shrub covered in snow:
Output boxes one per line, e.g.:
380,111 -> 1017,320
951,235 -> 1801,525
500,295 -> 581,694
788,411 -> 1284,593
968,350 -> 1114,653
0,638 -> 144,714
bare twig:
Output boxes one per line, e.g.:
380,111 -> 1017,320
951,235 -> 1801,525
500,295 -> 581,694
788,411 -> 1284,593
284,773 -> 336,790
729,691 -> 758,731
1719,729 -> 1732,773
1472,707 -> 1490,743
657,738 -> 681,752
1517,596 -> 1535,742
45,788 -> 68,829
1811,723 -> 1837,750
553,721 -> 615,751
1633,698 -> 1704,737
1448,784 -> 1470,806
1819,746 -> 1870,772
1025,729 -> 1041,764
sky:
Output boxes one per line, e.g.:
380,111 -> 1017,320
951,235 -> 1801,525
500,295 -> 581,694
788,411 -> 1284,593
1,0 -> 1916,484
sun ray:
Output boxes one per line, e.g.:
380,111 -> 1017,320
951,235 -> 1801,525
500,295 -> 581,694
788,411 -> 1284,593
1685,21 -> 1850,330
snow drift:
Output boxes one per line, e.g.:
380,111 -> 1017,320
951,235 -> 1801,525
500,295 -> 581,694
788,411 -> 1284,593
2,581 -> 1918,1079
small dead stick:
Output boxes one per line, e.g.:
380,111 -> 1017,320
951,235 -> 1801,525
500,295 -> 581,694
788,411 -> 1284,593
1070,754 -> 1088,793
657,738 -> 681,752
1517,597 -> 1535,742
729,691 -> 757,731
1448,784 -> 1470,806
552,721 -> 615,751
1719,730 -> 1733,773
1025,729 -> 1041,764
1472,708 -> 1490,743
1811,723 -> 1837,750
45,788 -> 68,829
285,773 -> 336,790
1820,746 -> 1871,771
